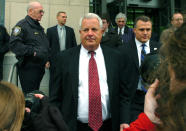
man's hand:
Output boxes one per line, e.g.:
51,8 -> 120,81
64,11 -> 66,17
25,107 -> 31,113
34,94 -> 44,99
45,61 -> 50,68
120,123 -> 130,131
144,79 -> 161,124
25,94 -> 44,113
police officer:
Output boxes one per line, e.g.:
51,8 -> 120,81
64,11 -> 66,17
0,25 -> 10,80
9,1 -> 50,94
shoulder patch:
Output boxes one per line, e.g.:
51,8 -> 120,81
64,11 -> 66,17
13,26 -> 21,36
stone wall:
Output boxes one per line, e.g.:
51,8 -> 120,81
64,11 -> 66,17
3,0 -> 89,95
5,0 -> 89,44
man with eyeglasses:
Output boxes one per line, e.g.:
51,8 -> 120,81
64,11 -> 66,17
47,11 -> 77,96
9,1 -> 50,94
114,12 -> 134,44
160,12 -> 184,44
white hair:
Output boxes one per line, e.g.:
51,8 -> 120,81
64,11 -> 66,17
79,13 -> 103,30
27,1 -> 41,12
115,12 -> 127,23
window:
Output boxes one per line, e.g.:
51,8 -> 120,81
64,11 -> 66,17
0,0 -> 5,25
89,0 -> 101,14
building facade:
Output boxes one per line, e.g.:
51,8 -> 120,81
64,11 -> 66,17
1,0 -> 89,94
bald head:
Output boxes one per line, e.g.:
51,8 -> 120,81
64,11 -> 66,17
171,13 -> 183,28
27,2 -> 42,12
27,1 -> 44,21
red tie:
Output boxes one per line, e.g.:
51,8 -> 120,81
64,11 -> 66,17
88,52 -> 102,131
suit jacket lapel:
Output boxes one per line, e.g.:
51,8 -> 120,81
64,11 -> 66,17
149,40 -> 158,53
54,25 -> 60,44
71,45 -> 81,101
64,26 -> 68,48
130,40 -> 139,69
101,45 -> 113,100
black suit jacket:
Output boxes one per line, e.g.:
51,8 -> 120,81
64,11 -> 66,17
47,25 -> 77,66
50,44 -> 133,131
114,26 -> 134,44
119,38 -> 161,122
101,29 -> 122,48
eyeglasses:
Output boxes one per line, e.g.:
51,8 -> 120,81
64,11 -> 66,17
38,10 -> 44,14
62,16 -> 67,18
173,18 -> 183,21
102,21 -> 107,24
118,21 -> 125,23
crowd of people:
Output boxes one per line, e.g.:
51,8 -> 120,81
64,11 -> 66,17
0,1 -> 186,131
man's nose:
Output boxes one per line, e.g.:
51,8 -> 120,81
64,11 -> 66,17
144,30 -> 147,34
88,30 -> 93,35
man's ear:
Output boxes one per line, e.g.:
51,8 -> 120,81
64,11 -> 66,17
101,29 -> 104,34
171,20 -> 174,26
133,28 -> 136,34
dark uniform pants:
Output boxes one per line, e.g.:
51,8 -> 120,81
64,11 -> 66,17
17,62 -> 45,94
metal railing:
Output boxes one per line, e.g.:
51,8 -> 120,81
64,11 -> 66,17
7,62 -> 18,86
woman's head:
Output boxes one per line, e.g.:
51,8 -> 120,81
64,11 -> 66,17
161,22 -> 186,82
156,22 -> 186,130
0,81 -> 25,131
156,87 -> 186,131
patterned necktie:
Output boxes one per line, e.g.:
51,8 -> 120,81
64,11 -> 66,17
141,44 -> 146,65
88,51 -> 102,131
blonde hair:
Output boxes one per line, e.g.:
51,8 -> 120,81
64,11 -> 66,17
0,81 -> 25,131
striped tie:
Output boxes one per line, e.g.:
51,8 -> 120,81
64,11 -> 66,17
141,44 -> 146,65
141,44 -> 147,92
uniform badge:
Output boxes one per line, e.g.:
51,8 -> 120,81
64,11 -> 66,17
13,26 -> 21,36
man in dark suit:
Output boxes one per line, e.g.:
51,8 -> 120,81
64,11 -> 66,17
114,12 -> 134,44
100,14 -> 122,48
50,13 -> 133,131
47,11 -> 77,96
119,15 -> 161,130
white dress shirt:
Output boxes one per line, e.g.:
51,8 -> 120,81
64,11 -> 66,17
135,38 -> 150,90
118,27 -> 125,35
77,45 -> 110,123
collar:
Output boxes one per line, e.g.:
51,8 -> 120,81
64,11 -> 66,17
25,15 -> 43,30
57,24 -> 65,29
118,26 -> 125,32
81,44 -> 101,57
135,38 -> 150,49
